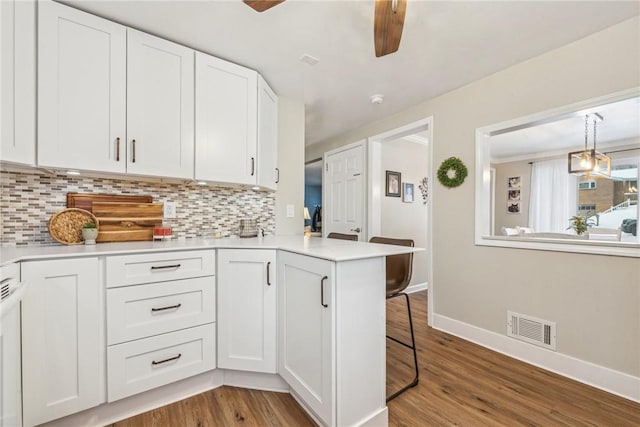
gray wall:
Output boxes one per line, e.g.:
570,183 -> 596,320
381,139 -> 429,286
306,17 -> 640,376
275,97 -> 305,235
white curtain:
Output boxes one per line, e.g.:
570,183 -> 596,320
529,158 -> 578,233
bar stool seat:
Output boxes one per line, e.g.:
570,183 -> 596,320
369,236 -> 418,402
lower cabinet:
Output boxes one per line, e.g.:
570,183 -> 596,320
107,323 -> 216,402
278,251 -> 388,427
278,251 -> 335,425
217,249 -> 277,373
21,257 -> 104,427
105,249 -> 217,402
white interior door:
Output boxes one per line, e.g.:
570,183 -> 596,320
323,143 -> 366,240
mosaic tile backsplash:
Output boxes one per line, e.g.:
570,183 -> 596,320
0,169 -> 275,246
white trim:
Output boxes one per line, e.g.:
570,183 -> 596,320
41,370 -> 294,427
475,87 -> 640,257
405,282 -> 428,294
433,314 -> 640,403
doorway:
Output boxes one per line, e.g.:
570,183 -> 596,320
304,159 -> 323,235
368,117 -> 434,326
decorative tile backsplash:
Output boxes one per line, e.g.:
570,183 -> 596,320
0,169 -> 275,246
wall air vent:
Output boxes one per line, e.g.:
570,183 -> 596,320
507,311 -> 556,351
1,282 -> 10,301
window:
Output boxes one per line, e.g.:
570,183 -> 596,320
578,180 -> 596,190
475,89 -> 640,257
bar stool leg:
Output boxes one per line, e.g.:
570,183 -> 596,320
386,292 -> 419,402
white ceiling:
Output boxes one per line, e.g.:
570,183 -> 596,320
62,0 -> 640,146
491,96 -> 640,161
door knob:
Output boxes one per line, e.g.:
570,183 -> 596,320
350,227 -> 361,233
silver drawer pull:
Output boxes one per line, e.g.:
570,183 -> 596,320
151,303 -> 182,312
151,353 -> 182,366
150,264 -> 181,271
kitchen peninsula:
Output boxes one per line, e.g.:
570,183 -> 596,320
1,236 -> 421,427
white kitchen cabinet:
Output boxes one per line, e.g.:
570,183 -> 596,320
37,0 -> 127,173
21,257 -> 104,427
0,0 -> 36,166
257,76 -> 279,190
217,249 -> 277,373
105,249 -> 216,402
126,29 -> 194,179
278,251 -> 388,427
195,52 -> 258,185
38,2 -> 194,179
107,323 -> 216,402
278,251 -> 335,425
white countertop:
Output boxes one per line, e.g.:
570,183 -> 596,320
0,235 -> 423,266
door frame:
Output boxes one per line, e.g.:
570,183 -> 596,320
322,140 -> 367,239
367,117 -> 434,326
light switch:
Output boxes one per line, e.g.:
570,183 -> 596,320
286,204 -> 295,218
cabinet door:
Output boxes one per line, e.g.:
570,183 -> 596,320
278,251 -> 335,426
257,76 -> 279,190
0,0 -> 36,165
195,52 -> 258,185
127,29 -> 194,179
21,257 -> 104,427
218,249 -> 276,373
38,1 -> 126,172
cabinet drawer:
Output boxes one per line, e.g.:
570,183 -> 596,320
107,276 -> 215,345
107,323 -> 216,402
106,250 -> 215,287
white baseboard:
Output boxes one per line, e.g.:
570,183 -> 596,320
433,314 -> 640,403
43,370 -> 225,427
42,370 -> 290,427
222,370 -> 290,392
406,282 -> 428,293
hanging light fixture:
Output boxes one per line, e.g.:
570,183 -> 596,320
567,113 -> 611,177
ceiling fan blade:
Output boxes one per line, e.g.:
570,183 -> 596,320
244,0 -> 285,13
374,0 -> 407,57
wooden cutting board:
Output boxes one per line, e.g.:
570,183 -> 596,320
67,193 -> 153,213
92,202 -> 163,243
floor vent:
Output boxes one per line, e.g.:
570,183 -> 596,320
507,311 -> 556,351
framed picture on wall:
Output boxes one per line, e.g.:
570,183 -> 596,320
508,176 -> 521,189
403,183 -> 414,203
386,171 -> 401,197
507,201 -> 521,214
508,189 -> 520,201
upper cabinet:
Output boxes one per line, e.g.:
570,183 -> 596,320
126,29 -> 194,179
195,52 -> 258,186
0,0 -> 36,165
195,53 -> 279,189
35,1 -> 277,185
37,1 -> 127,173
38,3 -> 194,179
257,76 -> 279,190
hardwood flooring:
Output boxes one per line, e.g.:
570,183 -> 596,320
111,291 -> 640,426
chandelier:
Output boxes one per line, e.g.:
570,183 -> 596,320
567,113 -> 611,177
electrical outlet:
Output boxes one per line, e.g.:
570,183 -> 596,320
164,202 -> 177,219
286,204 -> 295,218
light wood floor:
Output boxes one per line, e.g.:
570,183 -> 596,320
111,291 -> 640,426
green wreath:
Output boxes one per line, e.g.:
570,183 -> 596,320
437,157 -> 468,188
